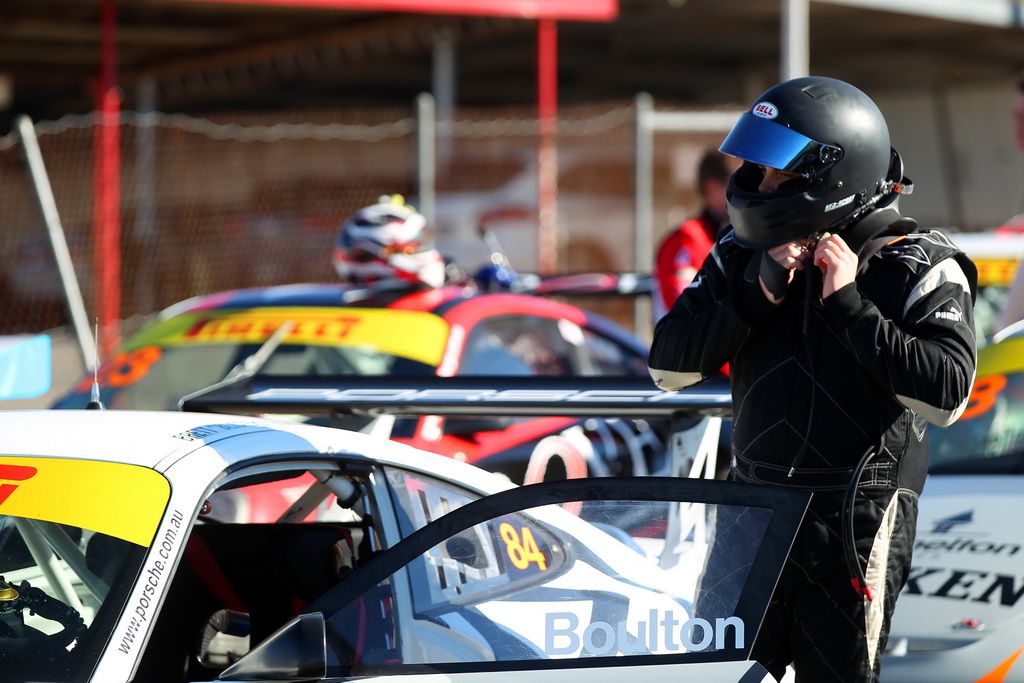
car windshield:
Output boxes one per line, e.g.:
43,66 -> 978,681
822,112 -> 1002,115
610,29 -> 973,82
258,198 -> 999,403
0,457 -> 170,682
974,282 -> 1009,341
928,335 -> 1024,474
53,307 -> 446,411
950,234 -> 1023,340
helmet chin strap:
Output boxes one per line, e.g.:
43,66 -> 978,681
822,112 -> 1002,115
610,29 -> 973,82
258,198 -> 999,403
827,147 -> 915,250
825,146 -> 914,237
832,178 -> 917,259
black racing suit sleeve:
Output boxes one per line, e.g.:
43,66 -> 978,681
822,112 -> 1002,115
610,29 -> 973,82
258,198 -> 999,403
816,258 -> 977,426
648,241 -> 779,386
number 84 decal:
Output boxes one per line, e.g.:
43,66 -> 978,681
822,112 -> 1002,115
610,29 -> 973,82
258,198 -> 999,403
499,522 -> 548,571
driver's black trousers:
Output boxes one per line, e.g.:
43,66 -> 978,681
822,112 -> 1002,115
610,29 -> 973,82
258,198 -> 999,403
752,488 -> 918,683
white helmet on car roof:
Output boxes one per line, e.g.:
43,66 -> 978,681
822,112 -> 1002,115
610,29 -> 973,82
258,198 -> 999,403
333,195 -> 445,289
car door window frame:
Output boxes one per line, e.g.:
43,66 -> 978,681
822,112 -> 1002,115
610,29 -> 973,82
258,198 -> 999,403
304,476 -> 809,674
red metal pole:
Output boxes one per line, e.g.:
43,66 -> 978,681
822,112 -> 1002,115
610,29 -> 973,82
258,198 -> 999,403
537,18 -> 558,275
94,0 -> 122,357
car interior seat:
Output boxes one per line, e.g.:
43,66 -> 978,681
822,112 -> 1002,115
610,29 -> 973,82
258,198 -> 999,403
84,532 -> 132,589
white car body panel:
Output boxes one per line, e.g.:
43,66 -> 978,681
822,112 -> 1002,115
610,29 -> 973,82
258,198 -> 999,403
352,660 -> 773,683
0,410 -> 513,683
949,232 -> 1024,260
0,410 -> 514,494
0,410 -> 788,683
884,476 -> 1024,681
892,476 -> 1024,638
883,626 -> 1024,683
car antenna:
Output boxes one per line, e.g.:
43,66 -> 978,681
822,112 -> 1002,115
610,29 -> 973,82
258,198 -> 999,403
177,320 -> 293,411
476,222 -> 533,292
479,222 -> 514,272
224,319 -> 294,382
85,318 -> 104,410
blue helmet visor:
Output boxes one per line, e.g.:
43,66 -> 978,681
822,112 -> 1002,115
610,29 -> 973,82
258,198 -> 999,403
719,112 -> 839,176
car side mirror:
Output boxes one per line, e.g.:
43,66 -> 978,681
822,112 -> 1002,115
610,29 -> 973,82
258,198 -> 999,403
217,612 -> 327,681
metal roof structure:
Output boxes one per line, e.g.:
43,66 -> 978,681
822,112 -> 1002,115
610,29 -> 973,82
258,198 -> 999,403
1,0 -> 1022,126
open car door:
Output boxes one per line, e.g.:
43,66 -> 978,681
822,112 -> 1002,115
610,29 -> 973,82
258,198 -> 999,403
213,477 -> 808,683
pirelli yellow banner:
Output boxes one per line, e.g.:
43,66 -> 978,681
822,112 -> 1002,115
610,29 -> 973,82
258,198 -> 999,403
974,257 -> 1019,287
129,307 -> 450,367
0,457 -> 170,547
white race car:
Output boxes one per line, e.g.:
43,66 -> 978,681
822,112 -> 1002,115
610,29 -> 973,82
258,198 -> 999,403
0,408 -> 807,683
882,321 -> 1024,681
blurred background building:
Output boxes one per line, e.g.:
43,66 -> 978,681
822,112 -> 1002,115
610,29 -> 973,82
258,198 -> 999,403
0,0 -> 1022,395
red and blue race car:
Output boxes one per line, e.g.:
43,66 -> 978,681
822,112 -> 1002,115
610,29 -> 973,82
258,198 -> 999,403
54,281 -> 687,484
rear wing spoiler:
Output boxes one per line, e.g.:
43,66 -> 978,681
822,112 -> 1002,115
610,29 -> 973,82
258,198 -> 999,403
182,374 -> 733,545
179,375 -> 730,419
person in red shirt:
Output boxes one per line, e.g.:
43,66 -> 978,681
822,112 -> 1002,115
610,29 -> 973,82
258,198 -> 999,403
653,150 -> 741,320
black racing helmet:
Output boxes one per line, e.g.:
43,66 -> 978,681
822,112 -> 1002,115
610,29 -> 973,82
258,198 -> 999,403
721,76 -> 901,248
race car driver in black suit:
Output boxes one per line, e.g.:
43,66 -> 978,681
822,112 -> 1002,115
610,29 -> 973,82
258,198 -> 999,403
648,76 -> 977,682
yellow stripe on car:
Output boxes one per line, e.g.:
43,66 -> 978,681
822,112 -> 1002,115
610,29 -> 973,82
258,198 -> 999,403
128,306 -> 450,367
973,257 -> 1019,287
977,337 -> 1024,377
0,457 -> 170,546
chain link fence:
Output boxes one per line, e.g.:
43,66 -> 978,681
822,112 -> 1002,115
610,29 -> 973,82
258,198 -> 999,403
0,101 -> 722,404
